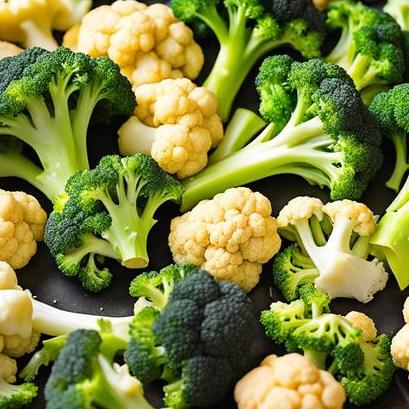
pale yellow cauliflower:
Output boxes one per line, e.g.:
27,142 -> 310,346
345,311 -> 377,342
0,41 -> 22,59
169,187 -> 281,292
0,189 -> 47,269
118,78 -> 224,179
234,353 -> 346,409
391,296 -> 409,371
0,262 -> 39,378
278,196 -> 324,228
63,0 -> 204,88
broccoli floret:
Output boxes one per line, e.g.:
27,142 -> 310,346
125,268 -> 255,409
384,0 -> 409,31
181,56 -> 383,210
339,334 -> 395,406
45,329 -> 154,409
20,336 -> 67,382
325,0 -> 404,94
129,263 -> 197,310
171,0 -> 325,121
0,47 -> 135,201
45,154 -> 183,291
0,379 -> 37,409
272,244 -> 319,301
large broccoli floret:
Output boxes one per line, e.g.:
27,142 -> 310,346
44,329 -> 154,409
181,56 -> 383,210
45,154 -> 183,292
325,0 -> 404,96
0,47 -> 135,201
125,267 -> 255,409
171,0 -> 325,121
0,379 -> 37,409
276,197 -> 388,303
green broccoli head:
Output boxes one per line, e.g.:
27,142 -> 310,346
0,47 -> 135,201
326,0 -> 404,93
126,269 -> 255,409
0,379 -> 38,409
171,0 -> 325,121
340,334 -> 395,406
272,244 -> 319,301
45,154 -> 183,292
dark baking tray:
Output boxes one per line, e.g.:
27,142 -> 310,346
3,1 -> 408,407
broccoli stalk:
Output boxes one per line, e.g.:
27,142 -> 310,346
384,0 -> 409,31
0,47 -> 135,201
0,379 -> 38,408
325,0 -> 404,95
181,56 -> 383,210
171,0 -> 325,121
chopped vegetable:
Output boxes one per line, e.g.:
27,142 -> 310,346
181,56 -> 383,210
45,154 -> 183,292
391,297 -> 409,371
171,0 -> 325,121
169,187 -> 281,292
118,78 -> 223,179
0,41 -> 22,59
384,0 -> 409,31
275,196 -> 388,303
0,47 -> 135,201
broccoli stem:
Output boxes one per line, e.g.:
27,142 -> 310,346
347,54 -> 381,91
304,349 -> 328,369
31,299 -> 133,338
181,125 -> 339,210
209,108 -> 266,163
326,20 -> 354,66
386,131 -> 409,192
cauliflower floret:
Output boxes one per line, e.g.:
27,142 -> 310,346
313,0 -> 333,11
64,0 -> 204,88
0,353 -> 17,383
0,189 -> 47,269
345,311 -> 377,342
169,187 -> 281,291
234,353 -> 346,409
323,200 -> 375,236
0,41 -> 22,59
278,197 -> 324,228
403,297 -> 409,324
391,324 -> 409,370
3,330 -> 40,358
118,78 -> 224,179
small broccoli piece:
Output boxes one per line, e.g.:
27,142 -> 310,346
45,154 -> 183,291
181,56 -> 383,210
171,0 -> 325,121
276,197 -> 388,303
0,47 -> 135,201
272,244 -> 320,301
325,0 -> 405,95
45,329 -> 154,409
0,379 -> 37,409
20,336 -> 67,382
384,0 -> 409,31
125,268 -> 255,409
129,264 -> 197,310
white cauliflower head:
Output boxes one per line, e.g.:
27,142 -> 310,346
278,197 -> 324,228
169,187 -> 281,292
234,353 -> 346,409
64,0 -> 204,88
118,78 -> 224,179
0,189 -> 47,269
345,311 -> 377,342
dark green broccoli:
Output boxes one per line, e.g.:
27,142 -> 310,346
0,47 -> 135,201
125,267 -> 255,409
181,56 -> 383,210
129,263 -> 197,310
45,154 -> 183,292
272,244 -> 319,301
325,0 -> 404,96
261,284 -> 394,405
0,379 -> 37,409
44,329 -> 154,409
171,0 -> 325,121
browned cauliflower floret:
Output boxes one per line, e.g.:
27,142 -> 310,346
0,190 -> 47,269
63,0 -> 204,88
234,353 -> 346,409
118,78 -> 224,179
169,187 -> 281,291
